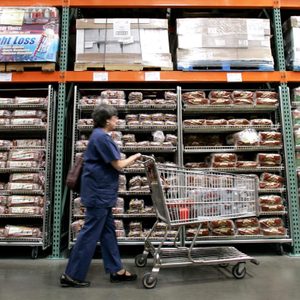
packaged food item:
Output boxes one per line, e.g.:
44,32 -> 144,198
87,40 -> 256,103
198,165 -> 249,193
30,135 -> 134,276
211,153 -> 237,163
259,218 -> 283,228
128,92 -> 143,101
152,131 -> 165,143
209,91 -> 231,99
250,119 -> 273,126
237,227 -> 261,235
209,219 -> 234,229
260,173 -> 284,183
164,91 -> 177,101
227,129 -> 260,146
235,217 -> 259,228
259,195 -> 283,205
4,225 -> 42,238
236,161 -> 258,168
232,91 -> 254,99
101,90 -> 125,99
261,227 -> 286,236
206,119 -> 228,126
228,119 -> 250,125
255,91 -> 278,99
257,153 -> 282,166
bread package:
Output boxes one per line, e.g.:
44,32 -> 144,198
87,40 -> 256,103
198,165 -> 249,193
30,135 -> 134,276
4,225 -> 42,238
257,153 -> 282,166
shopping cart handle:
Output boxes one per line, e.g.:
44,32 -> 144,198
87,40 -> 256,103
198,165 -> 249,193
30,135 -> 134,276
139,154 -> 156,163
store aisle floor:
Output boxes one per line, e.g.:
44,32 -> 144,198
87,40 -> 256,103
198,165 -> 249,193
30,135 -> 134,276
0,255 -> 299,300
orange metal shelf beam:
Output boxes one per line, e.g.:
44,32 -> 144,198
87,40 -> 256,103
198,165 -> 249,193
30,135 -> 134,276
3,72 -> 62,83
281,0 -> 300,9
0,1 -> 63,6
69,0 -> 276,8
65,71 -> 282,83
285,72 -> 300,82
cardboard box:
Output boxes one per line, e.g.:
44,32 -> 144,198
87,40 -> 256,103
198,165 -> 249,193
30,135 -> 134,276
75,18 -> 173,69
0,7 -> 59,62
176,18 -> 273,69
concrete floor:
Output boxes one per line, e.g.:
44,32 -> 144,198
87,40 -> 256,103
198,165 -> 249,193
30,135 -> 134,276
0,254 -> 300,300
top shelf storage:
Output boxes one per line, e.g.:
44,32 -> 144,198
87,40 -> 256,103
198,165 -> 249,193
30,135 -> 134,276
0,0 -> 298,8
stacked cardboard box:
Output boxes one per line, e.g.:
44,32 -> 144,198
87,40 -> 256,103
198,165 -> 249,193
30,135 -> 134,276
283,16 -> 300,70
176,18 -> 274,70
0,7 -> 59,62
75,18 -> 173,70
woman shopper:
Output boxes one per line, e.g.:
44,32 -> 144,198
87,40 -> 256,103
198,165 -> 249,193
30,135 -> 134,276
60,104 -> 141,287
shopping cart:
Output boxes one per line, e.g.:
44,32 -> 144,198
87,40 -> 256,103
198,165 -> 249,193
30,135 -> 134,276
135,155 -> 260,289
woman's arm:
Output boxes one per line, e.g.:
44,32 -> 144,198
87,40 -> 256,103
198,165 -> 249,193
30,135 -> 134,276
111,153 -> 142,171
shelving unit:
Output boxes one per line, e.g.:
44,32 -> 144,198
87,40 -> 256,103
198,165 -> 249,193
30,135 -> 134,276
1,0 -> 300,257
0,87 -> 56,258
68,86 -> 180,247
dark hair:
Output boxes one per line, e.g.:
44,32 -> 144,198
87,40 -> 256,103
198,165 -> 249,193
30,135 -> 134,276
92,104 -> 118,128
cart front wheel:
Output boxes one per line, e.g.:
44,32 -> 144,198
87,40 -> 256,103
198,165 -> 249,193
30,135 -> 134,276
31,247 -> 39,259
232,263 -> 246,279
143,272 -> 157,289
135,254 -> 147,268
219,263 -> 229,268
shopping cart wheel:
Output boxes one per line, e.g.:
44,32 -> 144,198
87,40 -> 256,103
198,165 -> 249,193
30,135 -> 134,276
232,263 -> 246,279
143,272 -> 157,289
31,247 -> 39,259
219,263 -> 229,268
135,254 -> 147,267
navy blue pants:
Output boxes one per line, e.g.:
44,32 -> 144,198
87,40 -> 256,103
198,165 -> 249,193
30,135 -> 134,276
65,207 -> 123,281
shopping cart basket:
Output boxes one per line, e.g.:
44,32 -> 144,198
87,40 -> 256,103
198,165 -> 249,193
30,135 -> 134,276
135,155 -> 259,289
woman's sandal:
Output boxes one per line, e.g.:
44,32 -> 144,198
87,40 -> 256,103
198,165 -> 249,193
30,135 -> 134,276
110,270 -> 137,283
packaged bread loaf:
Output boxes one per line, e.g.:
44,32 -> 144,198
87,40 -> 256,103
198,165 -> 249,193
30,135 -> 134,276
210,219 -> 234,229
255,91 -> 278,99
71,219 -> 85,234
0,140 -> 11,147
9,173 -> 44,184
232,91 -> 254,99
0,98 -> 14,104
259,218 -> 283,228
128,92 -> 143,101
211,153 -> 237,163
14,97 -> 47,105
228,119 -> 250,125
261,227 -> 286,236
260,173 -> 284,183
186,228 -> 209,237
122,134 -> 136,143
7,196 -> 44,207
209,91 -> 231,99
78,119 -> 93,126
0,196 -> 7,205
9,150 -> 44,161
250,119 -> 273,126
237,227 -> 261,235
7,206 -> 43,215
183,119 -> 206,126
4,225 -> 42,238
0,110 -> 11,118
260,204 -> 284,212
0,152 -> 8,161
210,98 -> 232,105
6,161 -> 41,168
11,118 -> 44,125
257,153 -> 281,166
185,162 -> 208,168
206,119 -> 228,126
259,195 -> 283,205
235,217 -> 259,228
0,119 -> 10,125
228,129 -> 260,146
6,183 -> 42,190
101,90 -> 125,99
256,98 -> 278,106
211,228 -> 235,236
233,98 -> 255,105
236,161 -> 258,168
0,182 -> 6,189
182,91 -> 205,100
79,96 -> 102,105
12,139 -> 45,147
164,91 -> 177,101
11,110 -> 46,119
0,205 -> 7,214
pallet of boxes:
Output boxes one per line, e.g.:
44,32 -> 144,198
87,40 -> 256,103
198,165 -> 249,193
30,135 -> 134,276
176,18 -> 274,71
0,7 -> 59,72
75,18 -> 173,71
283,16 -> 300,71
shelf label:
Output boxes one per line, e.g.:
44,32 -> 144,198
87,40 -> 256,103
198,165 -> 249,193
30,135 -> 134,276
145,72 -> 160,81
93,72 -> 108,81
0,73 -> 12,82
227,73 -> 242,82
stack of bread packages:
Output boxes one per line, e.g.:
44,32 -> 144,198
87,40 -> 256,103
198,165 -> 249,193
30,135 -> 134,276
75,19 -> 173,70
176,18 -> 274,70
283,16 -> 300,70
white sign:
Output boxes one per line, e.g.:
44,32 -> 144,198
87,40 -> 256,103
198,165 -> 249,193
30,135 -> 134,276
145,72 -> 160,81
113,19 -> 131,38
226,73 -> 242,82
0,73 -> 12,82
93,72 -> 108,81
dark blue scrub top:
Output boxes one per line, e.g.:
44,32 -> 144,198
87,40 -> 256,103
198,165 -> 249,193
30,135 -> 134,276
80,128 -> 121,208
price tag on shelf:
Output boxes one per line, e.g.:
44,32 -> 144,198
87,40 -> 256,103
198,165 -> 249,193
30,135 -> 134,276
144,72 -> 160,81
93,72 -> 108,81
0,73 -> 12,82
226,73 -> 243,82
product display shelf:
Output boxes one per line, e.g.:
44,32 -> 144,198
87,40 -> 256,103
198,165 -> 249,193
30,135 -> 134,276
0,86 -> 56,258
180,87 -> 291,247
68,86 -> 180,247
